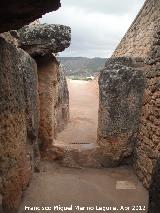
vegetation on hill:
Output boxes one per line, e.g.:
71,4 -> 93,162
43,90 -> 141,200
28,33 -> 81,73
58,57 -> 106,79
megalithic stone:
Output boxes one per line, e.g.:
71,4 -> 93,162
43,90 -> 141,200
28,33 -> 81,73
18,23 -> 71,56
0,0 -> 61,33
97,57 -> 145,167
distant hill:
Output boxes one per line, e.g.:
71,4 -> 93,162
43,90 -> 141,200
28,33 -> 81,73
58,57 -> 106,79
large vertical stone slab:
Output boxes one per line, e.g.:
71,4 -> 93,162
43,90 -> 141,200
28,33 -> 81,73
36,54 -> 59,153
17,23 -> 71,160
21,48 -> 40,173
98,57 -> 145,166
55,68 -> 69,133
0,38 -> 39,212
35,54 -> 69,160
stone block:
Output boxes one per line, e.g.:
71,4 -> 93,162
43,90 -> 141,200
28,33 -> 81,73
98,57 -> 145,166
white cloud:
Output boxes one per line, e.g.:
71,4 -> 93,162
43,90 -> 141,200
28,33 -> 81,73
41,0 -> 145,57
59,0 -> 145,15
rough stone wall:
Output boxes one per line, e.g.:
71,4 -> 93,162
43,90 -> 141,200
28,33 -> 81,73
0,1 -> 69,212
98,57 -> 145,167
134,29 -> 160,189
17,22 -> 71,162
55,68 -> 69,133
113,0 -> 160,58
147,30 -> 160,211
35,54 -> 69,159
0,38 -> 39,212
0,31 -> 18,46
22,50 -> 40,173
112,0 -> 160,191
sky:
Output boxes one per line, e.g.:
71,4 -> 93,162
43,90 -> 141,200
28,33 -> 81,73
41,0 -> 145,58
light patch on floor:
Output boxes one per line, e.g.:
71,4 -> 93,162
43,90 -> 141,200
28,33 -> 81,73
116,181 -> 137,190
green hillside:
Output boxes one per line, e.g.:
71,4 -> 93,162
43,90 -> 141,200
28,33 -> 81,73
58,57 -> 106,79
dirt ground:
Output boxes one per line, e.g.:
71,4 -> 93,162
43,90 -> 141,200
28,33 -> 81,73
19,80 -> 148,213
19,162 -> 148,213
55,79 -> 99,148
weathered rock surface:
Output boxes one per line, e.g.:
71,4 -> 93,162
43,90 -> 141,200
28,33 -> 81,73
0,0 -> 61,33
0,0 -> 71,211
0,38 -> 39,212
0,31 -> 18,46
133,29 -> 160,191
35,54 -> 69,160
112,0 -> 160,193
18,24 -> 71,56
98,57 -> 145,167
55,67 -> 69,133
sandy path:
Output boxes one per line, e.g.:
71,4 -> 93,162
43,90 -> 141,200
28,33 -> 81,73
19,162 -> 148,213
19,80 -> 148,213
55,79 -> 99,146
